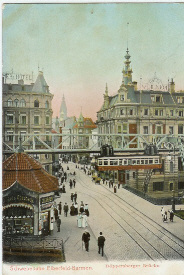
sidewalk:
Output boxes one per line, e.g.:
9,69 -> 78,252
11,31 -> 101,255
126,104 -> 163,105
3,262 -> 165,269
52,177 -> 107,262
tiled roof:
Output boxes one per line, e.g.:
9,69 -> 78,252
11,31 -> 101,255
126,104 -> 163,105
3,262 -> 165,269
3,153 -> 59,193
73,117 -> 97,129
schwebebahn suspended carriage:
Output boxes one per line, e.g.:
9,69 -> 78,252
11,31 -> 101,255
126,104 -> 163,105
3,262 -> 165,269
96,155 -> 162,171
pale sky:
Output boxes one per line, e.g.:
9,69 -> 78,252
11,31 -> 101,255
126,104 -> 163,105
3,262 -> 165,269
3,3 -> 184,120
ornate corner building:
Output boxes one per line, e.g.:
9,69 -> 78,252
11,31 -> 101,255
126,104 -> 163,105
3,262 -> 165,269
96,48 -> 184,202
3,71 -> 53,174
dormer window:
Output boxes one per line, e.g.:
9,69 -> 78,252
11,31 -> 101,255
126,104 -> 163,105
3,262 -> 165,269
120,95 -> 125,101
34,100 -> 39,107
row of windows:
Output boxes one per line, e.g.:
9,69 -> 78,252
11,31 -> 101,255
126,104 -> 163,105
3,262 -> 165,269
153,182 -> 184,191
7,99 -> 49,108
98,157 -> 161,166
6,131 -> 51,142
99,108 -> 183,120
6,114 -> 50,125
143,125 -> 177,135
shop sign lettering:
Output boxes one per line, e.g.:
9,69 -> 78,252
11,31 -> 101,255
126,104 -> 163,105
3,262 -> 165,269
40,196 -> 54,205
4,195 -> 35,204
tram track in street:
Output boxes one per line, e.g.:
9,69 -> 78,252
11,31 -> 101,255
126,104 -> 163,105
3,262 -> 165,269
73,166 -> 184,260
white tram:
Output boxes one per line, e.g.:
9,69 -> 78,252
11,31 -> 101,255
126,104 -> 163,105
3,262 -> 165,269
96,155 -> 162,171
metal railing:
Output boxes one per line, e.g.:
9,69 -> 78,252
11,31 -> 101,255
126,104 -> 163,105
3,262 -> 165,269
2,133 -> 184,154
3,235 -> 65,261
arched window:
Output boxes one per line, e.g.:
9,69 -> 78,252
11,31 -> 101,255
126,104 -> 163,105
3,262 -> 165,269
20,99 -> 26,107
14,99 -> 19,107
7,99 -> 13,107
34,100 -> 39,107
45,101 -> 49,108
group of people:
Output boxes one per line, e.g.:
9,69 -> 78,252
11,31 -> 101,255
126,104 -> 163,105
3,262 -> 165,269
82,230 -> 106,256
161,207 -> 174,222
54,159 -> 107,257
77,212 -> 88,228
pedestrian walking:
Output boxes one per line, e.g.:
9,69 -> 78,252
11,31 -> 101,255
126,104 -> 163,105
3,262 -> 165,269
169,210 -> 174,222
70,203 -> 75,216
109,181 -> 111,188
98,232 -> 106,257
74,202 -> 78,215
82,212 -> 88,228
118,183 -> 120,189
102,179 -> 105,184
80,202 -> 84,213
111,181 -> 114,188
74,192 -> 77,203
62,184 -> 66,193
54,208 -> 58,221
163,211 -> 168,222
114,185 -> 117,193
58,202 -> 62,215
161,206 -> 165,217
84,204 -> 89,216
71,193 -> 74,202
73,179 -> 76,188
56,217 -> 61,232
82,230 -> 90,252
64,203 -> 69,217
70,180 -> 73,189
77,212 -> 82,227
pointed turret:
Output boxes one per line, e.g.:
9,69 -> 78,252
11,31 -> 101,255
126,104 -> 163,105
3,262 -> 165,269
103,83 -> 109,109
78,111 -> 84,127
122,48 -> 133,85
32,71 -> 49,93
78,111 -> 84,123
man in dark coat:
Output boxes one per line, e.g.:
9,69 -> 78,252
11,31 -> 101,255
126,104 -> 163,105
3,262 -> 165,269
73,179 -> 76,188
74,192 -> 77,203
56,217 -> 61,232
64,203 -> 69,217
58,202 -> 62,215
82,230 -> 90,252
98,232 -> 105,256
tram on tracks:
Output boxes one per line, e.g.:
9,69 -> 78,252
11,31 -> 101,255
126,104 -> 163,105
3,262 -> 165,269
96,144 -> 162,171
96,155 -> 162,171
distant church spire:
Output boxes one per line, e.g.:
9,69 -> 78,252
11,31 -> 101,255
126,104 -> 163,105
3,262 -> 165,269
60,94 -> 67,121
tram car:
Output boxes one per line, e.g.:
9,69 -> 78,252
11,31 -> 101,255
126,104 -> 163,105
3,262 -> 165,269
96,154 -> 162,171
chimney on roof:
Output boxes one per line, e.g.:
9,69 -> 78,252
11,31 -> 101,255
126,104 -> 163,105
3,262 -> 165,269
132,81 -> 137,91
18,79 -> 24,85
169,78 -> 175,93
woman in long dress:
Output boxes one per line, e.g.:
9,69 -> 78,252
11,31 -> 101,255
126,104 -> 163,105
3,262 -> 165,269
81,212 -> 88,228
77,212 -> 82,228
74,203 -> 78,215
